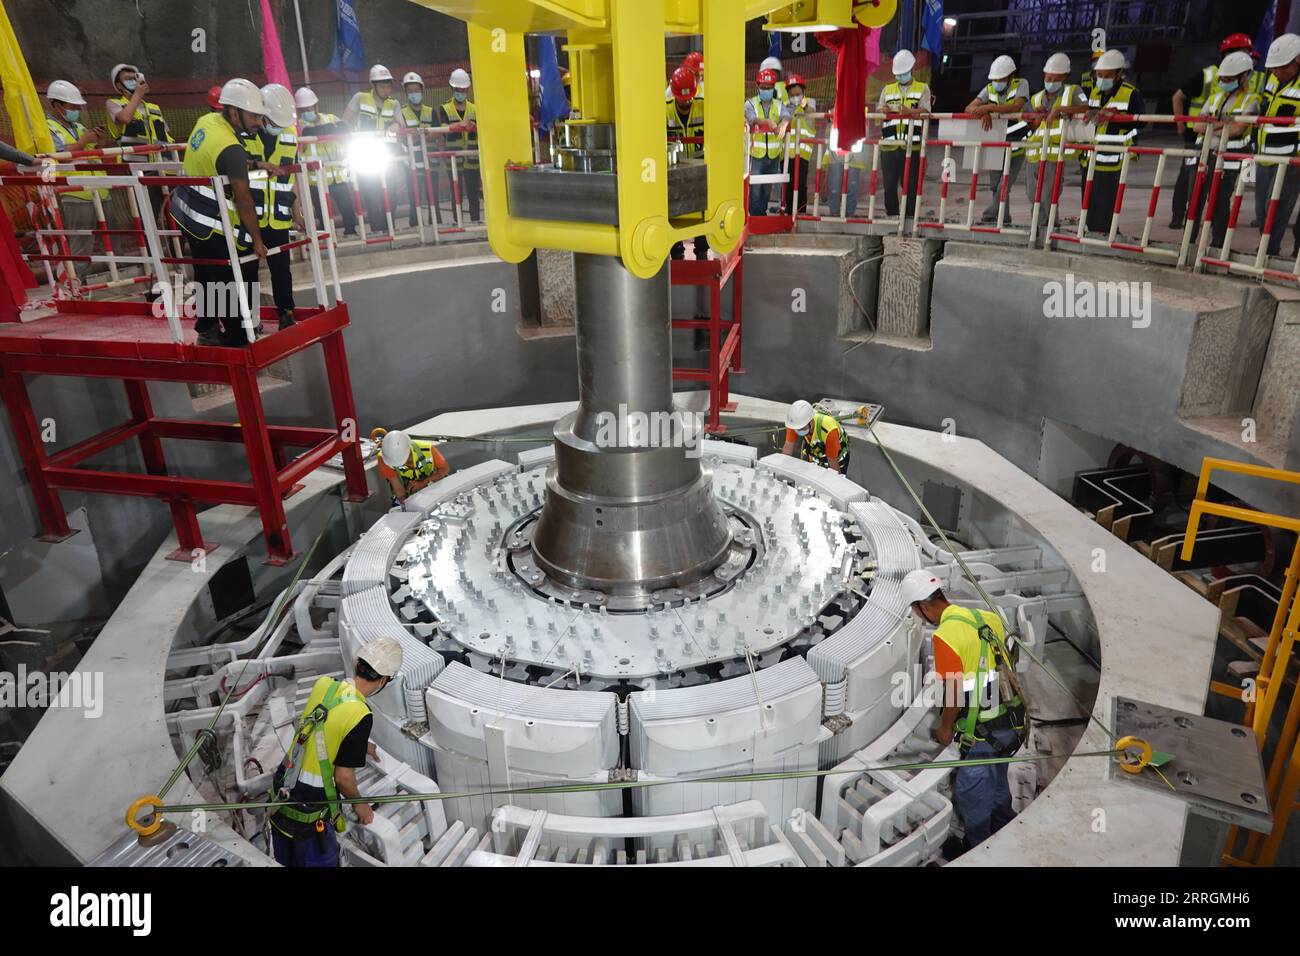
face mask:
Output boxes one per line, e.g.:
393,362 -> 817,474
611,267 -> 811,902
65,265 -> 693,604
263,123 -> 283,136
896,72 -> 912,85
758,88 -> 774,102
790,93 -> 803,105
409,92 -> 423,105
1044,80 -> 1062,94
301,110 -> 318,123
991,80 -> 1008,93
1096,76 -> 1115,92
453,91 -> 467,103
64,109 -> 81,123
123,79 -> 137,92
1220,78 -> 1240,92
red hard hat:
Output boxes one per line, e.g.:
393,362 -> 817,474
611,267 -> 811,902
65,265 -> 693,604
1221,32 -> 1255,55
683,51 -> 703,72
786,72 -> 806,89
670,66 -> 699,102
207,85 -> 223,111
756,68 -> 777,87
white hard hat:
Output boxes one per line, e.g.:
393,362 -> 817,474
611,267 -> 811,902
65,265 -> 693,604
1044,52 -> 1071,75
893,49 -> 916,74
259,83 -> 296,127
760,56 -> 783,73
369,64 -> 394,83
900,569 -> 943,607
786,400 -> 815,432
218,78 -> 266,114
110,63 -> 139,87
1267,33 -> 1300,68
988,54 -> 1017,80
402,71 -> 424,87
449,68 -> 471,89
357,635 -> 403,679
47,80 -> 86,106
294,86 -> 319,109
381,429 -> 412,467
1219,50 -> 1254,78
1095,49 -> 1126,71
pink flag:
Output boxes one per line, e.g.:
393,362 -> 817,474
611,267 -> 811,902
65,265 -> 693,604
863,24 -> 881,73
260,0 -> 292,89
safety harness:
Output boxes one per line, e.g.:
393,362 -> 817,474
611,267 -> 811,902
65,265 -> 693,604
270,680 -> 350,837
947,608 -> 1026,756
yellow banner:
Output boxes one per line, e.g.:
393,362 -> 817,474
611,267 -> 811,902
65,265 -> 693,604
0,0 -> 53,155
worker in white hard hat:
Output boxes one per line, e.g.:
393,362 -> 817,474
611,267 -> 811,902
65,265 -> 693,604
343,65 -> 401,236
900,569 -> 1024,851
877,49 -> 932,220
172,78 -> 270,347
1023,53 -> 1088,228
105,63 -> 173,224
1256,34 -> 1300,257
440,68 -> 481,223
43,81 -> 111,281
965,55 -> 1030,225
1082,49 -> 1145,236
376,428 -> 452,506
398,71 -> 442,227
1188,51 -> 1261,251
295,86 -> 359,237
781,400 -> 849,473
268,635 -> 403,866
242,84 -> 303,331
759,55 -> 788,103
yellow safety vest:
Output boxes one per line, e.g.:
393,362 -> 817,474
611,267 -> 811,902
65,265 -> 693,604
400,102 -> 437,168
788,98 -> 817,160
985,81 -> 1029,155
354,91 -> 398,132
1197,87 -> 1260,169
294,676 -> 370,793
44,115 -> 108,200
748,96 -> 784,159
172,112 -> 252,248
799,411 -> 849,470
1192,65 -> 1267,113
442,99 -> 479,170
1258,79 -> 1300,156
933,606 -> 1008,733
1086,81 -> 1139,171
251,130 -> 298,231
880,81 -> 929,150
106,96 -> 169,146
1025,85 -> 1081,163
380,439 -> 440,491
666,97 -> 705,160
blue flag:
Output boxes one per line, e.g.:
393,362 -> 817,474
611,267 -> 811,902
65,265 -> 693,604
768,32 -> 781,61
1256,0 -> 1279,60
921,0 -> 944,56
899,0 -> 916,52
537,36 -> 570,133
328,0 -> 366,74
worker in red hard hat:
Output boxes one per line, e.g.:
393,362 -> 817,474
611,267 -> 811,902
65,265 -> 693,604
207,85 -> 223,111
746,67 -> 791,216
782,72 -> 816,215
666,67 -> 708,261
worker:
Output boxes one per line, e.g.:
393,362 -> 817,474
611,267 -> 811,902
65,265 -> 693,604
268,635 -> 402,867
1079,48 -> 1104,98
171,78 -> 268,347
441,69 -> 481,223
296,87 -> 358,238
398,71 -> 442,227
206,85 -> 223,112
43,80 -> 111,281
377,429 -> 452,507
664,51 -> 705,101
781,400 -> 849,474
344,64 -> 400,236
666,66 -> 708,261
1188,51 -> 1260,250
877,50 -> 932,220
759,55 -> 788,103
1083,49 -> 1145,236
783,73 -> 816,215
967,55 -> 1029,224
105,63 -> 172,221
1256,33 -> 1300,258
901,569 -> 1024,850
1024,52 -> 1089,227
746,68 -> 791,217
822,109 -> 869,217
248,84 -> 302,331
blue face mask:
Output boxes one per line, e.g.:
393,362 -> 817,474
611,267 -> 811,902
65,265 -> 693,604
758,88 -> 774,102
408,92 -> 423,106
1096,76 -> 1115,92
64,109 -> 81,123
1044,80 -> 1062,94
896,72 -> 912,85
301,110 -> 318,123
453,91 -> 467,103
1219,78 -> 1240,92
263,123 -> 283,136
991,80 -> 1008,93
123,79 -> 137,92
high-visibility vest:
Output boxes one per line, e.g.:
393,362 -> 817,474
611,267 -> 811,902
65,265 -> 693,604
880,81 -> 929,150
301,112 -> 348,186
380,439 -> 440,491
271,676 -> 370,830
788,98 -> 817,160
1025,85 -> 1081,163
399,102 -> 437,169
748,96 -> 784,159
1197,87 -> 1260,170
44,115 -> 108,200
106,96 -> 169,146
242,131 -> 267,223
172,112 -> 252,248
1191,65 -> 1267,113
255,130 -> 298,231
799,411 -> 850,470
1086,81 -> 1139,171
354,91 -> 398,132
933,606 -> 1014,745
985,81 -> 1029,155
1258,79 -> 1300,156
442,99 -> 479,170
666,97 -> 705,159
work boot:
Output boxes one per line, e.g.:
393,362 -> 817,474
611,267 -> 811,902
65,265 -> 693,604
1167,218 -> 1185,229
196,329 -> 226,347
277,309 -> 297,331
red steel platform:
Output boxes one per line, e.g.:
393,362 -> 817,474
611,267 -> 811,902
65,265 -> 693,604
0,300 -> 369,564
670,239 -> 745,434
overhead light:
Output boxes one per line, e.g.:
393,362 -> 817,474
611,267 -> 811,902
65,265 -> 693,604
529,69 -> 541,78
347,135 -> 391,176
943,16 -> 957,28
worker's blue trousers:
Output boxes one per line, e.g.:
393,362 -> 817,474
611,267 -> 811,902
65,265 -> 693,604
953,728 -> 1019,848
749,156 -> 782,216
271,824 -> 340,867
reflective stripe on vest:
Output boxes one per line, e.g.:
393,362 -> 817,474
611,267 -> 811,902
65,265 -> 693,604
174,112 -> 250,247
1087,82 -> 1139,170
107,96 -> 168,146
1197,88 -> 1259,170
748,96 -> 783,159
881,81 -> 928,149
400,103 -> 437,167
934,606 -> 1005,727
443,99 -> 479,168
44,116 -> 109,200
799,411 -> 849,470
666,98 -> 705,159
282,676 -> 370,824
986,82 -> 1029,153
263,132 -> 298,230
788,99 -> 816,159
1025,85 -> 1079,163
356,91 -> 398,131
304,112 -> 347,185
1259,81 -> 1300,156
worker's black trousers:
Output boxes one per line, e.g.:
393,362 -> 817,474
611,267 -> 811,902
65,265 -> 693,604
880,149 -> 919,218
186,231 -> 258,346
782,156 -> 812,215
1085,168 -> 1121,234
1187,158 -> 1237,252
1170,145 -> 1199,226
358,175 -> 389,235
260,228 -> 295,315
450,167 -> 482,222
312,181 -> 358,236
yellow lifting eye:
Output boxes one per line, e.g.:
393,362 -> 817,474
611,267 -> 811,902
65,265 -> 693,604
1115,735 -> 1153,774
125,794 -> 164,836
